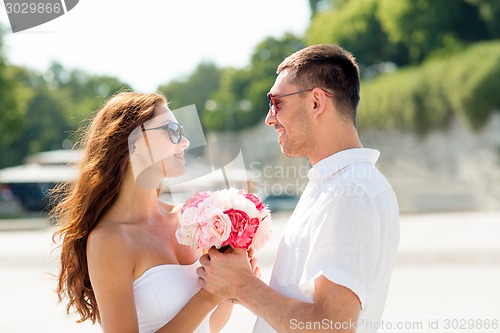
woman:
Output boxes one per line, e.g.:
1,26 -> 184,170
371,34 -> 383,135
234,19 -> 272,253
51,92 -> 240,332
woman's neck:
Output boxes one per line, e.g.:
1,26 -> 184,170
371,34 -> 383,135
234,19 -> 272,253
106,167 -> 167,223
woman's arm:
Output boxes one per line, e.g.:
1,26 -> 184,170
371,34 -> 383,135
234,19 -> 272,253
207,247 -> 261,332
87,228 -> 141,333
154,288 -> 226,333
88,228 -> 228,333
209,300 -> 234,333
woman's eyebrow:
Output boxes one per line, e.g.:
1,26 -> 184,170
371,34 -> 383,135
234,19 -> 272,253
148,119 -> 169,127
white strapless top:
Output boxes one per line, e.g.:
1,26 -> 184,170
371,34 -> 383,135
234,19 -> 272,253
133,262 -> 210,333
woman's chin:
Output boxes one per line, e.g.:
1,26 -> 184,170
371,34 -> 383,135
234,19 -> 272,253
167,165 -> 187,178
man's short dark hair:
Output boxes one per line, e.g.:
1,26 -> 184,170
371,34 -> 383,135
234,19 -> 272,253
277,44 -> 360,125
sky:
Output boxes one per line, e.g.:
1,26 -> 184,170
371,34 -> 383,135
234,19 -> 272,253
0,0 -> 311,92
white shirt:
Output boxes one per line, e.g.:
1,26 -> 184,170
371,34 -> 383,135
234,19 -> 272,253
254,148 -> 400,333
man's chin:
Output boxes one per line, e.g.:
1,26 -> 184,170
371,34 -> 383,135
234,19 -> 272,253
281,146 -> 303,158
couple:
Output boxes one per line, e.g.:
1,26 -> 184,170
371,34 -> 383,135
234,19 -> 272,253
52,44 -> 399,333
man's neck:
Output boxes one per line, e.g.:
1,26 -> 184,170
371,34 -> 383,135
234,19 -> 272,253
308,128 -> 363,166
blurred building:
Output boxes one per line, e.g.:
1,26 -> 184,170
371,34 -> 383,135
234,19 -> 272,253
0,150 -> 81,213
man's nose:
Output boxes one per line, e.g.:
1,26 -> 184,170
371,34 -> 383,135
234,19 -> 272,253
265,109 -> 276,126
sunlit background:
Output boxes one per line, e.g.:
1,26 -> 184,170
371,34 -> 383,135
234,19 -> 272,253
0,1 -> 499,332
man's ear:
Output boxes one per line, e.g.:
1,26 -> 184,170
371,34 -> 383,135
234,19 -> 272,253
311,90 -> 326,118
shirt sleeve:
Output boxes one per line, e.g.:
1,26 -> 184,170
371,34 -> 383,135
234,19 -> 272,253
298,180 -> 381,308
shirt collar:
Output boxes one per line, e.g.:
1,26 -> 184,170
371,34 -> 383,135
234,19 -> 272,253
307,148 -> 380,182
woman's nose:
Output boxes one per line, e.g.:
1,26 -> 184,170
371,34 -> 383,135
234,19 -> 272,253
180,135 -> 190,149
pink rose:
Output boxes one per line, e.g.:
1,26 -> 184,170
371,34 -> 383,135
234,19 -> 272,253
222,208 -> 259,248
176,207 -> 200,248
176,188 -> 272,251
194,208 -> 231,249
252,213 -> 272,250
181,191 -> 211,213
244,193 -> 265,211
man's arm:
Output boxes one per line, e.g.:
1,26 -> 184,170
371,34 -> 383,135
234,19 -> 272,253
198,248 -> 361,333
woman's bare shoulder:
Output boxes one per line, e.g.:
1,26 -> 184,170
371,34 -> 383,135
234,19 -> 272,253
87,221 -> 135,259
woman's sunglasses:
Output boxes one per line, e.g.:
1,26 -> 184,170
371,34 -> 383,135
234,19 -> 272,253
141,122 -> 184,144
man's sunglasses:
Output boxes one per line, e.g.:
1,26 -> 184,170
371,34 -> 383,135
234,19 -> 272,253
141,121 -> 184,144
267,88 -> 334,116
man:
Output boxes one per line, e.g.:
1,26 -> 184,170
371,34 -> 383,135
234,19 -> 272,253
197,44 -> 400,333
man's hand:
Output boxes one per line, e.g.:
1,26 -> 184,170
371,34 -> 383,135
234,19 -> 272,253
196,247 -> 255,299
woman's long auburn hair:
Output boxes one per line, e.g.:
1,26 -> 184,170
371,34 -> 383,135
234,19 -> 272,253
51,91 -> 167,323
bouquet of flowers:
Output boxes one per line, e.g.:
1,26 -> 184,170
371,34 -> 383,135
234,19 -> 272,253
175,187 -> 272,251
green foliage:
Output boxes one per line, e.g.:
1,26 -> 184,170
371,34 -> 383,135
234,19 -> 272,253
0,66 -> 71,167
201,67 -> 251,132
189,34 -> 304,132
377,0 -> 485,64
306,0 -> 409,66
358,41 -> 500,134
0,25 -> 30,147
468,0 -> 500,38
230,34 -> 304,131
3,1 -> 500,169
50,63 -> 132,129
157,62 -> 222,114
309,0 -> 347,17
305,0 -> 500,135
442,41 -> 500,129
0,61 -> 131,168
306,0 -> 495,67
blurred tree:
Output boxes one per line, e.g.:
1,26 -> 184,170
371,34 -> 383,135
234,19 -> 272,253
202,34 -> 304,132
309,0 -> 320,16
0,66 -> 69,167
467,0 -> 500,38
377,0 -> 490,64
307,0 -> 495,67
201,67 -> 251,131
309,0 -> 349,15
0,25 -> 30,149
0,62 -> 131,168
306,0 -> 409,68
157,62 -> 222,115
358,40 -> 500,133
49,63 -> 132,128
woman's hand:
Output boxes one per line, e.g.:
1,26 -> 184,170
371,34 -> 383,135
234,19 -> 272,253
247,247 -> 261,279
